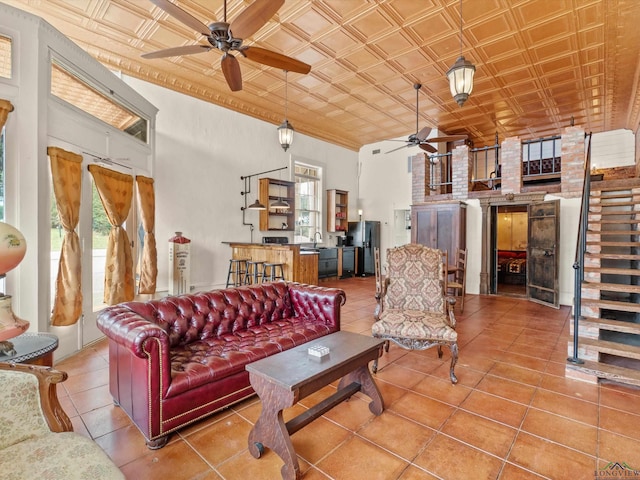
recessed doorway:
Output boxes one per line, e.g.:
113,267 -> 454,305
494,205 -> 528,297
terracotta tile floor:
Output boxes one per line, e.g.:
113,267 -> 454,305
54,277 -> 640,479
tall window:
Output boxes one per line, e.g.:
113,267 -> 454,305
0,127 -> 4,221
0,34 -> 11,79
294,162 -> 322,243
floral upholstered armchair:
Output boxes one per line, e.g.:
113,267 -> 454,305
372,244 -> 458,384
0,362 -> 124,480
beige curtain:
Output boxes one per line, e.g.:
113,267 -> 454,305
88,165 -> 134,305
0,99 -> 14,130
48,147 -> 83,326
135,175 -> 157,294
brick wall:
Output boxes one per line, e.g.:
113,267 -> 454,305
411,153 -> 427,204
561,126 -> 585,198
451,145 -> 470,200
500,136 -> 522,194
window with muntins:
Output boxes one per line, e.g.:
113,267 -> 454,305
0,34 -> 11,79
50,60 -> 148,143
294,163 -> 322,243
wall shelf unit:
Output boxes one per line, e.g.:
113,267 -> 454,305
327,189 -> 349,233
259,178 -> 295,231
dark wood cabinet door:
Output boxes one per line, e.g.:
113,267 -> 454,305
411,202 -> 466,258
527,200 -> 560,308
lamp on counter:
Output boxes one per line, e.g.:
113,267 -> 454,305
0,222 -> 29,356
446,0 -> 475,107
277,70 -> 295,151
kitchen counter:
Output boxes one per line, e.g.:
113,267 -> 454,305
226,243 -> 318,285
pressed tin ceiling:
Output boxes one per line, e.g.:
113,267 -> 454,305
3,0 -> 640,151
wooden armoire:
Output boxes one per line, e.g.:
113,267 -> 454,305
411,202 -> 466,258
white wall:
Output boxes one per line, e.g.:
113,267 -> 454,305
357,130 -> 635,306
123,76 -> 359,292
591,129 -> 635,169
357,139 -> 420,268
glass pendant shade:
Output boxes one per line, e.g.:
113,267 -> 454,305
447,55 -> 475,107
278,120 -> 294,151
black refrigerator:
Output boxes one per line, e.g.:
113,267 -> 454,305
347,221 -> 380,276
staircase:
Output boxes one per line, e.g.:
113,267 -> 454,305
566,178 -> 640,386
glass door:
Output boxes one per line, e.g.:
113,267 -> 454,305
50,150 -> 139,352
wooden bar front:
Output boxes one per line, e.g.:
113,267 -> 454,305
228,243 -> 318,285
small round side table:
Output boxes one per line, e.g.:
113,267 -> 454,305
0,333 -> 59,366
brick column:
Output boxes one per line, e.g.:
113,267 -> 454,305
561,126 -> 585,198
411,153 -> 427,203
451,144 -> 470,200
500,136 -> 522,194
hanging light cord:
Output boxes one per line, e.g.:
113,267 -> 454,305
284,70 -> 289,120
459,0 -> 463,58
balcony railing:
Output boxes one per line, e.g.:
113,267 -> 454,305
428,152 -> 452,194
471,138 -> 501,190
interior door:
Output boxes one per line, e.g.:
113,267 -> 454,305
527,200 -> 560,308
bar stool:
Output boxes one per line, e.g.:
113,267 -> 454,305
226,258 -> 249,287
262,262 -> 285,282
244,260 -> 265,285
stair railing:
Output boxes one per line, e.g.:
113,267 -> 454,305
568,132 -> 593,365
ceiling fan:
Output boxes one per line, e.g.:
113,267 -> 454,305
386,83 -> 468,154
142,0 -> 311,92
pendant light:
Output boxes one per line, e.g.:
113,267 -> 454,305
446,0 -> 475,107
270,168 -> 290,211
277,70 -> 295,151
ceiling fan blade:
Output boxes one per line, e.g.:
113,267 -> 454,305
221,53 -> 242,91
385,144 -> 409,154
419,143 -> 438,153
141,44 -> 211,59
231,0 -> 284,39
149,0 -> 211,36
416,126 -> 431,142
428,135 -> 468,143
242,46 -> 311,74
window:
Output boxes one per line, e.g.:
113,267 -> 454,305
0,127 -> 4,221
523,136 -> 561,162
50,61 -> 148,142
0,34 -> 11,79
294,162 -> 322,243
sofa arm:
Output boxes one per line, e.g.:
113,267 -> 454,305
96,305 -> 171,360
288,283 -> 346,330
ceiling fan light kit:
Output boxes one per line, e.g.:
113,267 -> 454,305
447,0 -> 475,107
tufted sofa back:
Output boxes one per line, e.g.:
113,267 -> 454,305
120,282 -> 295,347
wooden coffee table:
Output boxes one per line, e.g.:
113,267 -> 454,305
246,331 -> 385,480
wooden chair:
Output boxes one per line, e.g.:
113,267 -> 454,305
372,244 -> 458,384
0,362 -> 124,479
448,248 -> 467,313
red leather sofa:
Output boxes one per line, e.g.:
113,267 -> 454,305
97,282 -> 346,449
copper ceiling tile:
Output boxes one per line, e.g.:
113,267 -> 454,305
370,30 -> 414,59
101,2 -> 148,34
286,6 -> 335,39
347,8 -> 397,42
1,0 -> 637,151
